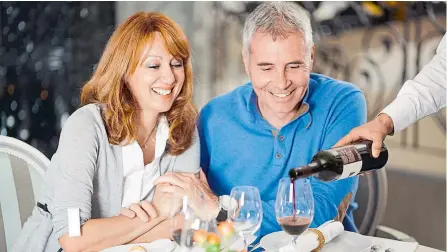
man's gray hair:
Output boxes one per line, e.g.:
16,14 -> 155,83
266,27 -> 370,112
242,2 -> 313,59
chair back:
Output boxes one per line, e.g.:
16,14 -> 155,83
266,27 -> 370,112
0,136 -> 49,251
353,168 -> 388,236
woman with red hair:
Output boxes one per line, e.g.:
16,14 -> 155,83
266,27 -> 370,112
14,12 -> 199,252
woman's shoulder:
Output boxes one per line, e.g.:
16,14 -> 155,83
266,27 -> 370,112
65,104 -> 105,127
61,103 -> 106,137
163,127 -> 200,173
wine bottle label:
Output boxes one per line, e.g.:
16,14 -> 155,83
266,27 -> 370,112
330,147 -> 362,179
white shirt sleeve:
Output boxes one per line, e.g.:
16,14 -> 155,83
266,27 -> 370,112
381,33 -> 446,133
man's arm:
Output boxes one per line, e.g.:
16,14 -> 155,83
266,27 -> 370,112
335,34 -> 446,152
197,110 -> 211,175
382,34 -> 446,132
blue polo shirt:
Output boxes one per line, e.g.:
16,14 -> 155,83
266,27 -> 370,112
198,73 -> 367,237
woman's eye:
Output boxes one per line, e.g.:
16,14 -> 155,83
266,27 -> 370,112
171,60 -> 184,68
171,63 -> 183,68
147,65 -> 160,69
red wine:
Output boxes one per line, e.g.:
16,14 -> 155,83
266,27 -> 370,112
278,216 -> 311,236
291,178 -> 297,217
289,140 -> 388,181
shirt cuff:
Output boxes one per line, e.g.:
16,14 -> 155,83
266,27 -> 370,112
380,98 -> 416,133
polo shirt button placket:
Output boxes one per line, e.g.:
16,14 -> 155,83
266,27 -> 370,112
278,135 -> 285,141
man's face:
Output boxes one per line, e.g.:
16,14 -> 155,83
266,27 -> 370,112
243,31 -> 314,120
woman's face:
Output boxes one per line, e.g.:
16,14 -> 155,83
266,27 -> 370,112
127,32 -> 185,113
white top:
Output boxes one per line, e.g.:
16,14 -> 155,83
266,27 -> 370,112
121,116 -> 170,207
381,33 -> 446,133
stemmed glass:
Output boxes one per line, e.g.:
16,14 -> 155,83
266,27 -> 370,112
228,186 -> 263,250
169,195 -> 213,251
275,178 -> 314,247
169,196 -> 190,247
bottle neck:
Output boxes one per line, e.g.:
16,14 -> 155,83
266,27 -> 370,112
292,161 -> 323,179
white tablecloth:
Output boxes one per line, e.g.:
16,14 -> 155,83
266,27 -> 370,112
367,236 -> 444,252
103,234 -> 445,252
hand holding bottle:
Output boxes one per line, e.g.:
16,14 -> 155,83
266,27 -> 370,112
290,140 -> 388,181
333,114 -> 394,158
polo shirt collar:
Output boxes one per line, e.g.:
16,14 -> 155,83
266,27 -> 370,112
245,82 -> 312,129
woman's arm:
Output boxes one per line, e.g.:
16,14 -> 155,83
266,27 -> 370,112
59,215 -> 166,252
48,107 -> 164,252
128,214 -> 184,244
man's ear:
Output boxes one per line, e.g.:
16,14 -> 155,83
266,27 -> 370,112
309,44 -> 316,71
242,49 -> 250,76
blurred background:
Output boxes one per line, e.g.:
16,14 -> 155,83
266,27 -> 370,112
0,1 -> 445,250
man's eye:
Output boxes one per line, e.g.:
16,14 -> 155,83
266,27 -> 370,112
288,64 -> 300,69
261,67 -> 272,71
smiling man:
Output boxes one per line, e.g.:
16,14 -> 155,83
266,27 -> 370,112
198,2 -> 367,237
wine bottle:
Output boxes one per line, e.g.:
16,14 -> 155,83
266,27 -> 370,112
289,140 -> 388,181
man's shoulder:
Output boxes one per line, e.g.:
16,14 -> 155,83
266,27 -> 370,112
310,73 -> 362,96
200,83 -> 252,117
308,73 -> 365,108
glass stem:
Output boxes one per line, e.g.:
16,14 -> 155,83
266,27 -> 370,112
292,235 -> 298,246
243,237 -> 248,251
239,232 -> 248,250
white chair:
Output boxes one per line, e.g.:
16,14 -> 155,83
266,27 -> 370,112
0,136 -> 50,252
354,168 -> 416,241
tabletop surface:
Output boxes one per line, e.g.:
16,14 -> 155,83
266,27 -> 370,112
103,234 -> 445,252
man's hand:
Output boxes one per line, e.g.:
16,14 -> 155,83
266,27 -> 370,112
152,183 -> 182,218
154,170 -> 219,220
333,113 -> 394,158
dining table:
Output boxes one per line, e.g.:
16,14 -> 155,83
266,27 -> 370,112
367,236 -> 443,252
103,232 -> 445,252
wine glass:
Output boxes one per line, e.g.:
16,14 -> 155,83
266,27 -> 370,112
170,195 -> 212,251
228,186 -> 263,250
275,178 -> 314,247
169,195 -> 189,246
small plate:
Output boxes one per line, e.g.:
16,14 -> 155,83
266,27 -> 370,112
260,231 -> 372,252
260,231 -> 293,251
102,239 -> 176,252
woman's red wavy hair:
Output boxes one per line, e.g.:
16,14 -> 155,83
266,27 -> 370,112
80,12 -> 196,155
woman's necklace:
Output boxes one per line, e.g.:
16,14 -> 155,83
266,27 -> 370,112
140,122 -> 158,149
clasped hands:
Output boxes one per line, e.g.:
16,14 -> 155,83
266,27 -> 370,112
120,170 -> 219,222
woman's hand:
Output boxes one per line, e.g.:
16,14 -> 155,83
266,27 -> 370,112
154,170 -> 219,220
120,200 -> 158,222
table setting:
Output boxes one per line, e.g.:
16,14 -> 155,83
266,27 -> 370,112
102,181 -> 443,252
101,225 -> 435,252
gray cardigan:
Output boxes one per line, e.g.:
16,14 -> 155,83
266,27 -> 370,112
12,104 -> 200,252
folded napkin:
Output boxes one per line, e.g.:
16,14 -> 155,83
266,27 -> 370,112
279,220 -> 344,252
